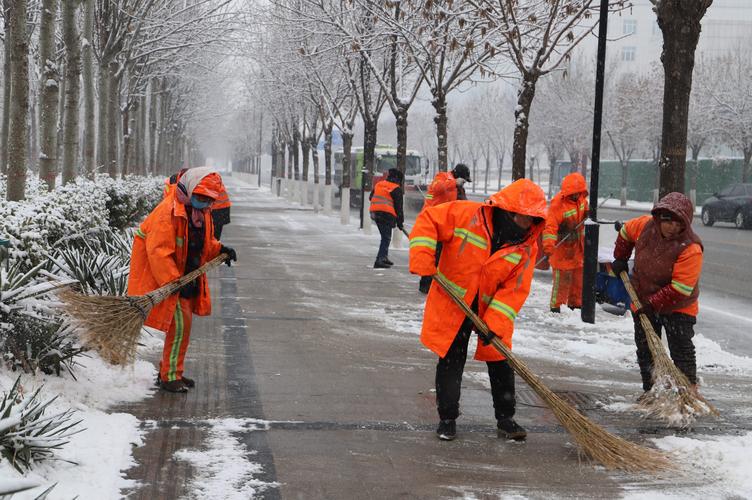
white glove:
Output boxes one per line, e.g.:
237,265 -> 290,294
455,178 -> 466,187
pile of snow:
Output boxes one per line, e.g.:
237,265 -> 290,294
174,418 -> 278,499
0,333 -> 161,499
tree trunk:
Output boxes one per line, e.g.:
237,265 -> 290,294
106,63 -> 118,177
311,138 -> 319,185
122,105 -> 131,176
432,91 -> 448,172
6,0 -> 29,201
37,0 -> 59,189
286,142 -> 293,179
511,74 -> 538,180
82,0 -> 95,178
1,0 -> 11,175
62,0 -> 81,184
656,1 -> 710,198
743,147 -> 752,183
96,63 -> 108,172
301,135 -> 310,181
292,130 -> 300,181
138,95 -> 147,175
497,150 -> 505,191
363,119 -> 376,190
324,125 -> 332,185
341,131 -> 353,189
484,146 -> 490,194
620,159 -> 629,207
29,98 -> 38,173
547,153 -> 556,200
395,108 -> 408,174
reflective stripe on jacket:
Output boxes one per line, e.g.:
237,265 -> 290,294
127,189 -> 222,332
370,180 -> 399,217
409,179 -> 547,362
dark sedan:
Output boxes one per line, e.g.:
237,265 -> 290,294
701,183 -> 752,229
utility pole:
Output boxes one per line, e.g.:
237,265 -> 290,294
581,0 -> 610,324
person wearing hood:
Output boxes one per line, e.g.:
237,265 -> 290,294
164,168 -> 232,240
542,173 -> 589,313
369,168 -> 405,269
409,179 -> 547,442
611,192 -> 704,397
128,167 -> 238,393
418,164 -> 473,293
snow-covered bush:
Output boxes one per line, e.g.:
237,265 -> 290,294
0,376 -> 81,473
0,175 -> 162,376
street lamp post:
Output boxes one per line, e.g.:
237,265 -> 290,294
581,0 -> 610,324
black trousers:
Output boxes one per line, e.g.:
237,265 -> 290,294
375,219 -> 393,262
435,318 -> 516,421
634,312 -> 697,391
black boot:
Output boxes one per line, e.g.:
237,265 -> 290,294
159,379 -> 188,393
181,376 -> 196,388
436,419 -> 456,441
497,418 -> 527,441
550,307 -> 561,313
374,259 -> 391,269
383,257 -> 394,266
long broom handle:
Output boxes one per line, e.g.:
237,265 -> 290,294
144,253 -> 229,300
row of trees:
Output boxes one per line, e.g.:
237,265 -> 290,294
245,0 -> 628,202
1,0 -> 237,201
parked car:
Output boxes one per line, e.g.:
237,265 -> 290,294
701,183 -> 752,229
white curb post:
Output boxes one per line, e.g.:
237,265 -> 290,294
324,184 -> 333,214
341,188 -> 351,225
362,194 -> 372,234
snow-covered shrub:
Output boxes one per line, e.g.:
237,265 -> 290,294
0,376 -> 80,473
49,228 -> 133,296
103,175 -> 163,230
0,259 -> 81,376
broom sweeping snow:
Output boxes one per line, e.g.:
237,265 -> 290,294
59,253 -> 229,366
432,273 -> 673,473
619,272 -> 718,427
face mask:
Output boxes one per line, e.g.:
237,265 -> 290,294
190,195 -> 211,210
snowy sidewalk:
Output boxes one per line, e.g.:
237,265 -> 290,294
121,176 -> 752,499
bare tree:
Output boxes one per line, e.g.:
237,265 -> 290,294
470,0 -> 625,179
61,0 -> 81,184
37,0 -> 59,189
605,73 -> 643,206
6,0 -> 30,201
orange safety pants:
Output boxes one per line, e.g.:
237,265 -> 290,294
550,267 -> 583,309
159,297 -> 193,383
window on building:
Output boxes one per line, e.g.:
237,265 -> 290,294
623,19 -> 637,35
622,46 -> 636,62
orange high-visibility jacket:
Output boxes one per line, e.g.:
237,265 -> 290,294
370,179 -> 399,217
422,172 -> 458,209
542,173 -> 589,270
409,179 -> 547,361
127,189 -> 222,332
617,215 -> 703,316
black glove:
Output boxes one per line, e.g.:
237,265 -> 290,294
220,245 -> 237,267
477,329 -> 497,346
611,259 -> 629,276
633,303 -> 653,317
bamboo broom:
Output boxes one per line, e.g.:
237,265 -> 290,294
432,273 -> 673,473
619,272 -> 718,427
59,253 -> 229,366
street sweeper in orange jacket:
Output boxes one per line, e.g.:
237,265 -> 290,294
409,178 -> 547,441
611,192 -> 703,396
129,167 -> 237,393
417,164 -> 472,293
542,172 -> 589,312
164,168 -> 232,239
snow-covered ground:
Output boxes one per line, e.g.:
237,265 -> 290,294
0,332 -> 162,499
232,175 -> 752,499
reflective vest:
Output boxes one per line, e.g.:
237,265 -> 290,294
542,173 -> 588,270
370,180 -> 399,217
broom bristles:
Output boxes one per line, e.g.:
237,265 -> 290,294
433,274 -> 674,473
621,273 -> 718,426
59,254 -> 228,365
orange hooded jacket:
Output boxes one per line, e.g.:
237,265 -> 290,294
422,171 -> 458,209
542,172 -> 589,270
409,179 -> 547,361
128,174 -> 223,332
